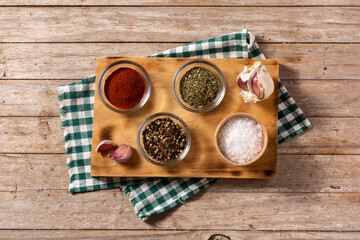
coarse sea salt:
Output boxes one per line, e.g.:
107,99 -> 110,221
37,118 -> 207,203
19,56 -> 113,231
218,117 -> 263,164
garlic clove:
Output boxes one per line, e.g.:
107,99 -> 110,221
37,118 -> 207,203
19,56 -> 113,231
96,140 -> 116,153
251,74 -> 265,99
237,75 -> 249,91
257,68 -> 274,99
108,143 -> 132,164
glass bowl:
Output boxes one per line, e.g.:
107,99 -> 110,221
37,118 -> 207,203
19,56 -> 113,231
214,113 -> 268,166
137,112 -> 191,167
97,60 -> 151,113
172,59 -> 226,113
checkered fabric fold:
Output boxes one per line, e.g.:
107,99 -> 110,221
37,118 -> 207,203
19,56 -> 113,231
57,29 -> 311,220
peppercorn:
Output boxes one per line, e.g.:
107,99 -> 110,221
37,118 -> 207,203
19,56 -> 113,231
142,117 -> 186,162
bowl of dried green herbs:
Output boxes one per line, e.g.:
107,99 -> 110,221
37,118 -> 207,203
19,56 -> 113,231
137,112 -> 191,166
172,60 -> 226,113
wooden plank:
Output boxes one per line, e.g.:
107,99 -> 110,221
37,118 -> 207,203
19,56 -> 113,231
1,154 -> 360,193
0,154 -> 69,192
0,43 -> 178,80
0,80 -> 68,117
0,117 -> 358,155
0,7 -> 359,43
213,154 -> 360,193
1,191 -> 359,230
1,0 -> 359,6
0,117 -> 64,153
281,80 -> 360,118
0,117 -> 358,154
91,57 -> 278,179
1,79 -> 359,118
260,44 -> 360,80
1,43 -> 359,80
1,230 -> 360,240
279,117 -> 360,154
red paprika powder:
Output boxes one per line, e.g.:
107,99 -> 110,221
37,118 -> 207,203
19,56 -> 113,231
104,67 -> 145,109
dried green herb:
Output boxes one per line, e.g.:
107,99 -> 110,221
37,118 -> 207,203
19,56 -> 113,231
142,117 -> 186,162
179,67 -> 219,108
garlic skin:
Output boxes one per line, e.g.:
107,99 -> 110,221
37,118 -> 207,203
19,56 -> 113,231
108,143 -> 132,165
96,140 -> 116,153
237,61 -> 274,103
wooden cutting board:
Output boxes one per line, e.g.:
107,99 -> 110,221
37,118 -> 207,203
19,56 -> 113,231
91,57 -> 279,179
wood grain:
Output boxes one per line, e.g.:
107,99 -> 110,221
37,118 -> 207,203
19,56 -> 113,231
0,117 -> 64,153
0,80 -> 66,117
1,154 -> 360,193
1,43 -> 359,80
1,1 -> 359,235
282,80 -> 360,117
1,0 -> 359,6
0,117 -> 358,154
0,7 -> 359,43
91,57 -> 278,178
1,79 -> 360,118
1,230 -> 360,240
279,117 -> 360,154
214,154 -> 360,193
1,190 -> 359,230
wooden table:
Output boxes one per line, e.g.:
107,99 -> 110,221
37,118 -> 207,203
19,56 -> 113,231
0,1 -> 359,239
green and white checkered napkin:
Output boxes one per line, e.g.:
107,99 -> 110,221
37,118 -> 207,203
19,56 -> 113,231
57,29 -> 311,220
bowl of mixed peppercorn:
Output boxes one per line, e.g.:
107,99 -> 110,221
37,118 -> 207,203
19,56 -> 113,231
172,60 -> 226,113
137,112 -> 191,166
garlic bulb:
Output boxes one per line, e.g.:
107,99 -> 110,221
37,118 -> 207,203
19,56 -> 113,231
237,61 -> 274,103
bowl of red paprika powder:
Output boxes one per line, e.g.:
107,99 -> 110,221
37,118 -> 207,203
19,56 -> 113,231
98,60 -> 151,113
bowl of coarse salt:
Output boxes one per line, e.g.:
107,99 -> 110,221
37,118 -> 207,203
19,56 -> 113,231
214,113 -> 268,166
